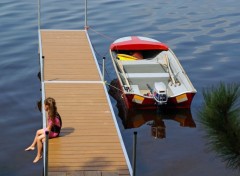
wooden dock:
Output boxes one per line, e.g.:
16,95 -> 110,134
39,30 -> 131,176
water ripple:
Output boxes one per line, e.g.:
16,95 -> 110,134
0,0 -> 239,175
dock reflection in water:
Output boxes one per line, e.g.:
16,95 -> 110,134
109,79 -> 196,139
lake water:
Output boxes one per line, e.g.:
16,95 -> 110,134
0,0 -> 239,175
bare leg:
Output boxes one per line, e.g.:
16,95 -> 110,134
25,129 -> 44,151
33,133 -> 45,163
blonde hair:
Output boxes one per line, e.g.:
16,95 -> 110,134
44,97 -> 57,120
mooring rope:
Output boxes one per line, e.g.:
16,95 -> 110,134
91,43 -> 106,58
104,81 -> 124,93
88,26 -> 113,58
88,26 -> 115,80
88,26 -> 114,41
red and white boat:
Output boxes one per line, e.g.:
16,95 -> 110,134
109,36 -> 197,109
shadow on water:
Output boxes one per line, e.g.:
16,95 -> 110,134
109,79 -> 196,139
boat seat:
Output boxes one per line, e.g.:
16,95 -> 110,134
126,73 -> 169,78
121,60 -> 159,65
120,57 -> 165,66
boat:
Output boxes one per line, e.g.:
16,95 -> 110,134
109,36 -> 197,109
108,80 -> 196,139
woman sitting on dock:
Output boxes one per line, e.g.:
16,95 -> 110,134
25,97 -> 61,163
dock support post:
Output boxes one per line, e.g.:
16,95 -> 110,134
133,131 -> 137,176
38,0 -> 41,30
44,131 -> 49,176
84,0 -> 88,29
102,57 -> 106,81
40,56 -> 45,83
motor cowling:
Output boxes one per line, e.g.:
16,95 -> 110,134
153,82 -> 168,104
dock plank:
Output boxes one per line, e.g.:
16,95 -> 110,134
41,30 -> 100,81
41,30 -> 130,176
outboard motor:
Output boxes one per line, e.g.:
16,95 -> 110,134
153,82 -> 168,104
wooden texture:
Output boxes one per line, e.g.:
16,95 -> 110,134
49,171 -> 118,176
41,30 -> 129,176
41,30 -> 100,81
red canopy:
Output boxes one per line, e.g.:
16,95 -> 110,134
110,36 -> 169,51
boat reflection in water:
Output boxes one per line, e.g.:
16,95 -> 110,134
109,79 -> 196,139
121,108 -> 196,139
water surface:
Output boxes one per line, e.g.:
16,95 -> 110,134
0,0 -> 239,175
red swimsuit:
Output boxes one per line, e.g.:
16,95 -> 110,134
47,117 -> 61,138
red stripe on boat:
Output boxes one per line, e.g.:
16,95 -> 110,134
110,36 -> 169,51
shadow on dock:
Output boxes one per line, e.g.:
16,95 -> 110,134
59,127 -> 75,137
48,156 -> 128,176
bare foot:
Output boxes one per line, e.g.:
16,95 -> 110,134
25,146 -> 35,151
33,155 -> 42,163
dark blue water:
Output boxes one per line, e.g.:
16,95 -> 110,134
0,0 -> 239,175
